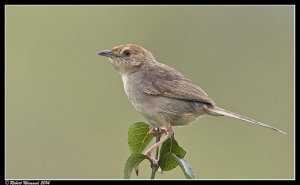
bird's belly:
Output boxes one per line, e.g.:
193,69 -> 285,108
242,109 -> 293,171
172,111 -> 205,126
129,93 -> 206,127
129,96 -> 166,127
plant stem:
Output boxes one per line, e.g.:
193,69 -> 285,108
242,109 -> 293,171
150,128 -> 160,179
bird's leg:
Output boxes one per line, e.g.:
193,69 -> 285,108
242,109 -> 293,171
135,127 -> 168,176
135,125 -> 173,176
144,124 -> 173,158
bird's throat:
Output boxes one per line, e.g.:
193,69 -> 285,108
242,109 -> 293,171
121,74 -> 130,97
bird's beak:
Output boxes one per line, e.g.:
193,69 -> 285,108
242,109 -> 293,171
96,50 -> 117,58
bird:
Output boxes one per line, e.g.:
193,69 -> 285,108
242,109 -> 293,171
96,44 -> 286,159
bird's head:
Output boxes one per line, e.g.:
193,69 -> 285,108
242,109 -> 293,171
97,44 -> 155,74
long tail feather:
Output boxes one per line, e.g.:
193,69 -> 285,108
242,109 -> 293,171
205,106 -> 286,134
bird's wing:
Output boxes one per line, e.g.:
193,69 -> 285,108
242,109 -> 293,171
140,63 -> 215,105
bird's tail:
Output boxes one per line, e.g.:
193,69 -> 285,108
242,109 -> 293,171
204,105 -> 286,134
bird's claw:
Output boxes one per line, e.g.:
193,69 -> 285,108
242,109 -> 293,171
145,153 -> 158,166
148,127 -> 158,135
151,159 -> 158,166
148,127 -> 167,137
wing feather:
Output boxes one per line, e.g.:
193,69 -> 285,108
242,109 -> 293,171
140,62 -> 215,105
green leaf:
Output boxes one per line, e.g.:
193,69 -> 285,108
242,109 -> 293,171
159,152 -> 194,179
158,136 -> 186,171
128,122 -> 154,154
124,154 -> 148,179
160,136 -> 186,157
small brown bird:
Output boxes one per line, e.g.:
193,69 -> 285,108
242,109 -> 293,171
97,44 -> 285,159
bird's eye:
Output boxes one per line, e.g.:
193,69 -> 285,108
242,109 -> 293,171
122,50 -> 131,57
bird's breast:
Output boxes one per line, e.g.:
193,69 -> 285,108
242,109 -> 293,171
121,73 -> 146,114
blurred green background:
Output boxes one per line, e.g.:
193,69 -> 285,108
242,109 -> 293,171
6,6 -> 294,179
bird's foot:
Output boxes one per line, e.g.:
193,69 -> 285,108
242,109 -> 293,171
146,155 -> 158,166
148,127 -> 167,137
144,150 -> 159,165
148,127 -> 157,135
134,153 -> 158,176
